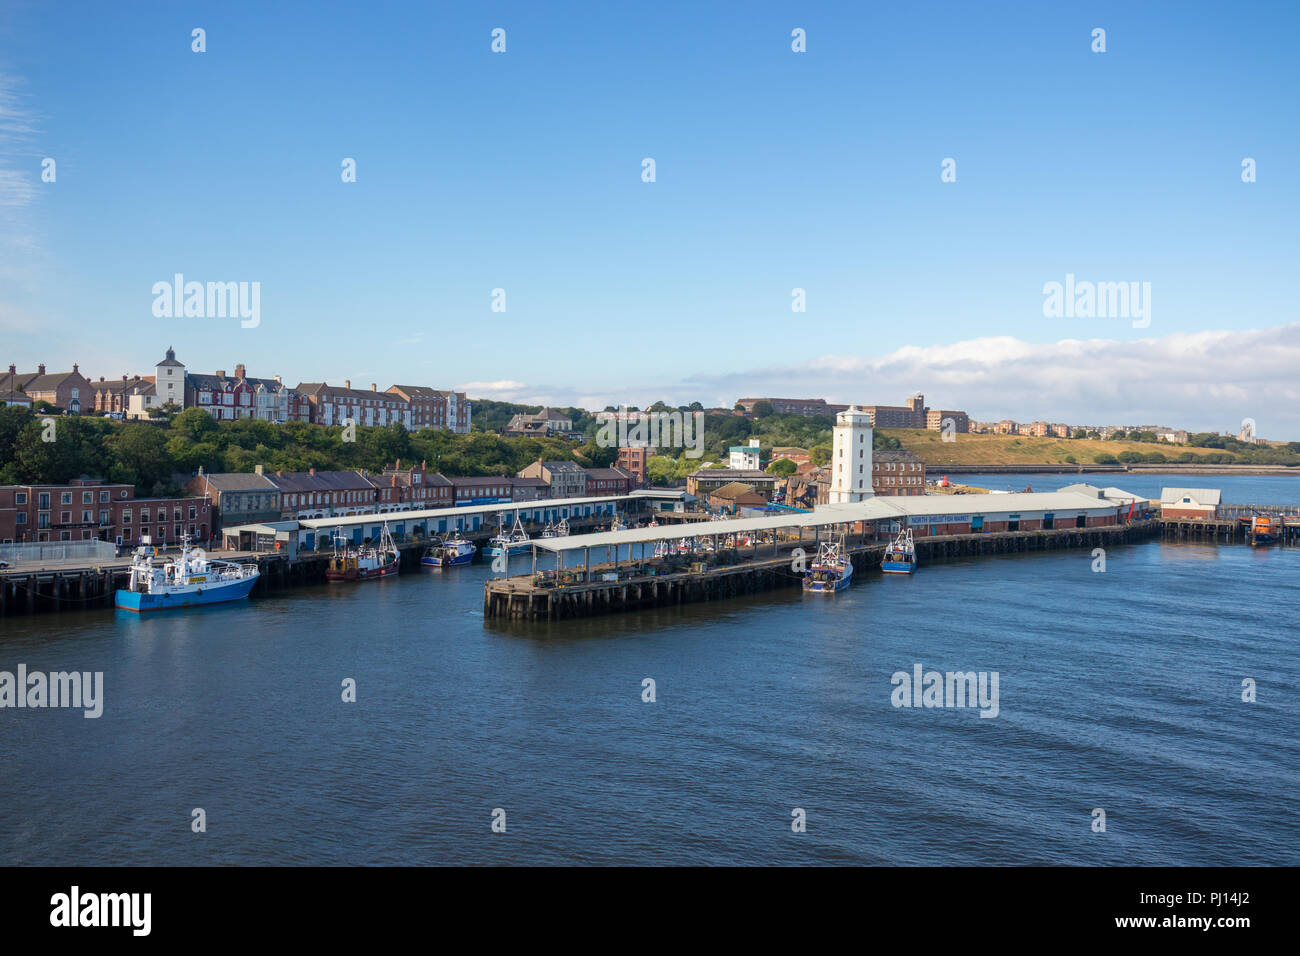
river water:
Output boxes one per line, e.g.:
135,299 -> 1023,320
1,494 -> 1297,865
955,471 -> 1300,506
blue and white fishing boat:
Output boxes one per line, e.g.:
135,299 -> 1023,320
423,536 -> 476,567
803,537 -> 853,593
483,514 -> 531,557
115,537 -> 259,612
881,527 -> 916,574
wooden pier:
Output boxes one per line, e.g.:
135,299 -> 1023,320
484,520 -> 1161,622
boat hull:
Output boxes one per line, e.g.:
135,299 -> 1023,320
482,543 -> 530,557
423,544 -> 476,567
803,566 -> 853,593
881,561 -> 915,574
325,561 -> 399,581
114,573 -> 258,612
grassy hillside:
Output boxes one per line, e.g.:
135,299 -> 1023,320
880,429 -> 1245,467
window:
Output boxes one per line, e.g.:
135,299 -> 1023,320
61,492 -> 72,505
61,511 -> 71,523
189,506 -> 197,519
122,511 -> 132,524
38,513 -> 50,529
83,491 -> 92,504
100,491 -> 109,503
82,510 -> 92,523
140,509 -> 151,522
15,513 -> 26,524
100,510 -> 109,524
15,492 -> 26,505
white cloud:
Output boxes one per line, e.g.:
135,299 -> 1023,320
460,324 -> 1300,439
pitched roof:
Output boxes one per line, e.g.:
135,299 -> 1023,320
1160,488 -> 1222,505
709,481 -> 762,499
196,472 -> 279,492
264,470 -> 375,493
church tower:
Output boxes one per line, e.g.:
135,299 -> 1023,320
829,405 -> 873,503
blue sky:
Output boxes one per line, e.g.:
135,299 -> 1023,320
2,1 -> 1298,433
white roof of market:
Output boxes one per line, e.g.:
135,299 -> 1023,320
530,490 -> 1122,553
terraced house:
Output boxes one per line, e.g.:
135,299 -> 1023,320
296,381 -> 411,428
0,363 -> 92,413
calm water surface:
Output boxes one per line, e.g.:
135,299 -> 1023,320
958,471 -> 1300,506
1,533 -> 1296,865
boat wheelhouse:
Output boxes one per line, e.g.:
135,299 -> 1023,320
484,513 -> 532,556
803,537 -> 853,593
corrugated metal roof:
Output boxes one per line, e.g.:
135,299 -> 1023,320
531,491 -> 1122,553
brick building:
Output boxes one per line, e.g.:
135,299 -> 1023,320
0,363 -> 93,413
616,446 -> 649,486
450,477 -> 514,505
296,381 -> 412,428
518,460 -> 586,499
872,449 -> 926,496
0,478 -> 209,545
185,469 -> 282,533
734,397 -> 847,418
583,467 -> 635,497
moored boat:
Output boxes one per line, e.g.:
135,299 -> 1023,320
326,522 -> 400,581
1248,515 -> 1278,547
881,527 -> 916,574
424,536 -> 476,567
484,514 -> 531,556
114,537 -> 259,612
803,537 -> 853,593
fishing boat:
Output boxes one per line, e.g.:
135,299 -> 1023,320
423,536 -> 477,567
803,537 -> 853,593
326,522 -> 399,581
539,518 -> 570,540
115,536 -> 259,611
881,527 -> 917,574
483,514 -> 531,557
1248,515 -> 1278,547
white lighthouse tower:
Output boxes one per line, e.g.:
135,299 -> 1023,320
829,405 -> 873,503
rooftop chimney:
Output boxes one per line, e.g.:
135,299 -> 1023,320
255,464 -> 264,475
72,363 -> 78,373
309,467 -> 316,477
37,363 -> 45,375
344,379 -> 351,389
371,383 -> 377,391
8,364 -> 15,375
216,370 -> 226,378
274,374 -> 281,384
235,363 -> 246,379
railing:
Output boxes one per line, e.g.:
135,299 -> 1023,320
0,539 -> 118,566
1218,503 -> 1300,519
